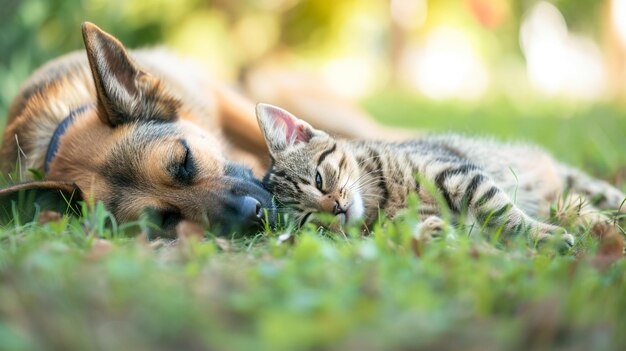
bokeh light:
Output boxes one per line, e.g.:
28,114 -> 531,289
402,26 -> 489,101
520,2 -> 606,100
1,0 -> 625,117
613,0 -> 626,46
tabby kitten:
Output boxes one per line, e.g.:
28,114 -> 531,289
257,104 -> 625,247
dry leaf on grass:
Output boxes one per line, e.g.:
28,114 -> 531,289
214,238 -> 231,252
37,211 -> 62,224
590,222 -> 625,271
175,220 -> 205,240
84,239 -> 113,261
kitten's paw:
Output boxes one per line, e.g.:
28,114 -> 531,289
561,233 -> 575,248
535,230 -> 574,253
415,216 -> 445,240
412,216 -> 446,257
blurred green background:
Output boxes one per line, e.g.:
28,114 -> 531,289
1,0 -> 625,174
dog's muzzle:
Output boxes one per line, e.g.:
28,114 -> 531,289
143,163 -> 276,237
217,162 -> 277,235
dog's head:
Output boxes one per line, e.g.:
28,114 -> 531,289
0,23 -> 275,236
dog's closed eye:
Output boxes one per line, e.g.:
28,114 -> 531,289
173,139 -> 195,184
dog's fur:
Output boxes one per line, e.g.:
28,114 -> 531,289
0,23 -> 283,235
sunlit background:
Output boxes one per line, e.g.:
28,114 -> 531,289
1,0 -> 626,124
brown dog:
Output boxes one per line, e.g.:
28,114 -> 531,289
0,22 -> 283,236
0,22 -> 402,236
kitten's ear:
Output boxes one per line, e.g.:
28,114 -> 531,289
256,103 -> 323,153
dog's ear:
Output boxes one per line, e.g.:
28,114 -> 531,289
255,103 -> 327,154
0,181 -> 83,225
81,22 -> 180,127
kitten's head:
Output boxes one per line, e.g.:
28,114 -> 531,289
256,103 -> 365,227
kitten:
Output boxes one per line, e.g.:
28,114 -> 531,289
256,104 -> 625,247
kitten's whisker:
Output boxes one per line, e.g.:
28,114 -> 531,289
341,154 -> 386,191
348,174 -> 394,191
340,174 -> 352,193
360,194 -> 385,201
349,182 -> 386,197
353,180 -> 390,190
340,156 -> 378,192
297,211 -> 313,227
351,174 -> 393,185
346,169 -> 389,190
355,154 -> 384,168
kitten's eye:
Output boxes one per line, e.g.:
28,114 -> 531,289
315,171 -> 323,191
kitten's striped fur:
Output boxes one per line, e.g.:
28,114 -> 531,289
257,104 -> 625,247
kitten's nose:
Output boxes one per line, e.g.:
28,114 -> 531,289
332,201 -> 346,215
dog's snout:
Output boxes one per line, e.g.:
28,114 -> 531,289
209,164 -> 277,235
216,193 -> 272,235
241,196 -> 262,223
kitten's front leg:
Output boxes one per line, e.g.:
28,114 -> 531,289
430,164 -> 574,249
470,186 -> 574,249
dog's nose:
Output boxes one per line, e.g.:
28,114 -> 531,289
220,161 -> 277,233
240,196 -> 263,224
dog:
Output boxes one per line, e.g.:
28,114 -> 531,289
0,22 -> 403,236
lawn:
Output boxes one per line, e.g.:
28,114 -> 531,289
1,95 -> 625,351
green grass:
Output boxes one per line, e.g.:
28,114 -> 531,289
363,92 -> 626,176
1,95 -> 626,351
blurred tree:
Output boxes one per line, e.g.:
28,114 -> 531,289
0,0 -> 186,124
0,0 -> 620,124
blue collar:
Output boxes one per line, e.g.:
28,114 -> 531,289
44,104 -> 94,173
